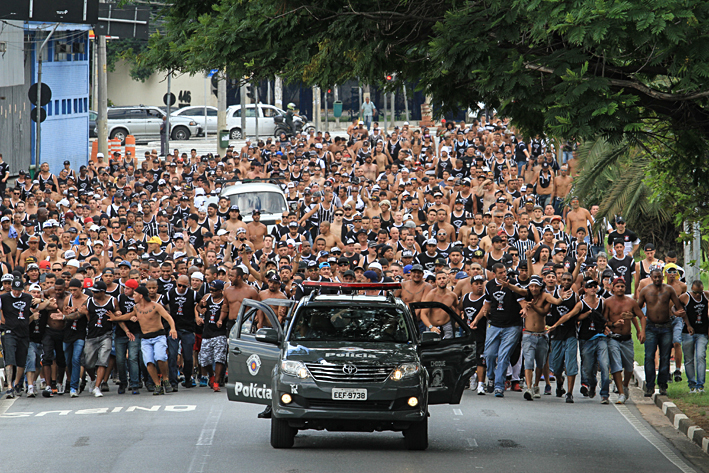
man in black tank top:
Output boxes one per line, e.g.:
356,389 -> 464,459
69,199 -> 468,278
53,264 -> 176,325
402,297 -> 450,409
679,281 -> 708,392
547,272 -> 579,398
459,275 -> 488,395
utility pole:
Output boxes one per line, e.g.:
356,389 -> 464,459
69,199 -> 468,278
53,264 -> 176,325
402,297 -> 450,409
312,86 -> 318,131
33,23 -> 59,174
383,91 -> 387,133
165,72 -> 171,154
324,87 -> 328,133
267,79 -> 272,105
97,32 -> 108,159
274,75 -> 282,109
402,84 -> 409,122
240,82 -> 247,140
203,73 -> 208,138
391,91 -> 395,126
334,85 -> 339,129
683,221 -> 702,284
254,81 -> 259,142
216,71 -> 227,155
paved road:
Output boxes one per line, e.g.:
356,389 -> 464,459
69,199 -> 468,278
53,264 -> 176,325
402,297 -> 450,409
0,383 -> 705,473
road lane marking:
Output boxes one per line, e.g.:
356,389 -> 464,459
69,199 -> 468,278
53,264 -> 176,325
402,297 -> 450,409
466,438 -> 478,448
0,397 -> 17,416
189,404 -> 223,473
453,409 -> 463,416
1,404 -> 197,418
614,403 -> 696,473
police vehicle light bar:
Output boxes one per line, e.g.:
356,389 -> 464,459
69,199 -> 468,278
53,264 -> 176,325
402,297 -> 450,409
302,281 -> 402,290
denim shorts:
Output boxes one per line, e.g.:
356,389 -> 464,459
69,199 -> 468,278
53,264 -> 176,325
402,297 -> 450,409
672,317 -> 684,344
522,332 -> 549,370
141,335 -> 168,365
608,337 -> 634,373
25,341 -> 43,372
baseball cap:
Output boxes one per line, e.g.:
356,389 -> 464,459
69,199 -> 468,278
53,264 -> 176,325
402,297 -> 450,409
191,271 -> 204,281
410,264 -> 424,273
148,236 -> 162,245
368,262 -> 382,271
210,280 -> 225,291
471,274 -> 485,283
528,276 -> 544,286
11,279 -> 23,290
93,281 -> 107,292
125,279 -> 139,290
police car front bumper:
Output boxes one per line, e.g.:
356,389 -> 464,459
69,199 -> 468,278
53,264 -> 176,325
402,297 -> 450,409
272,375 -> 427,429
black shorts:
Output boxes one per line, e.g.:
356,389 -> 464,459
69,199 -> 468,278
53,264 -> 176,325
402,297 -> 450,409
473,330 -> 486,367
1,332 -> 29,368
42,328 -> 66,367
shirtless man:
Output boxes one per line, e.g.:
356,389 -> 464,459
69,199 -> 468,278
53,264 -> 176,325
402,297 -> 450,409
665,264 -> 688,383
257,273 -> 287,328
223,205 -> 248,234
523,276 -> 569,400
17,235 -> 45,268
420,272 -> 458,339
554,165 -> 573,201
109,285 -> 177,396
396,265 -> 432,330
604,279 -> 645,403
246,210 -> 268,251
221,266 -> 259,334
564,197 -> 593,236
638,268 -> 686,396
316,222 -> 343,250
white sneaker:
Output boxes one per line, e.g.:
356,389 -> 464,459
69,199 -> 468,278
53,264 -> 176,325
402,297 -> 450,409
532,386 -> 541,399
477,382 -> 486,395
698,388 -> 705,393
93,386 -> 103,398
616,394 -> 626,404
57,383 -> 65,395
689,388 -> 697,394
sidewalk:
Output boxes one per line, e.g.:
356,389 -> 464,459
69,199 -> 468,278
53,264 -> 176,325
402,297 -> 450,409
633,362 -> 709,454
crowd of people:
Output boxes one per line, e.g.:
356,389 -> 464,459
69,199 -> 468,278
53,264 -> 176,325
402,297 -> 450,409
0,113 -> 705,406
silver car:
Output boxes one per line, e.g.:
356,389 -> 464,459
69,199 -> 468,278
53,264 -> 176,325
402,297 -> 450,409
103,106 -> 202,144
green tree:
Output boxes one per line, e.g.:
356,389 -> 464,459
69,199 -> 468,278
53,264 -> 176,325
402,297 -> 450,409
142,0 -> 709,219
572,138 -> 679,253
107,37 -> 155,82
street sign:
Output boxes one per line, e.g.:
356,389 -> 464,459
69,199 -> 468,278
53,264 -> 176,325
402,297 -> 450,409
208,69 -> 219,78
95,5 -> 150,39
0,0 -> 99,24
30,107 -> 47,123
163,93 -> 176,106
28,83 -> 52,107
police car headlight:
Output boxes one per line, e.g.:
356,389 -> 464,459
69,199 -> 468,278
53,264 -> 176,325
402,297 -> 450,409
189,121 -> 197,126
281,360 -> 310,379
389,363 -> 420,381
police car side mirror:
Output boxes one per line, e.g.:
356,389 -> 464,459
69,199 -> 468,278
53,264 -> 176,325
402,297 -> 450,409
255,328 -> 280,345
420,331 -> 441,346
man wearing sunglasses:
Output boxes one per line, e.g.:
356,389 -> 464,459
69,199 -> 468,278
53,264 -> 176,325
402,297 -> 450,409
165,275 -> 199,390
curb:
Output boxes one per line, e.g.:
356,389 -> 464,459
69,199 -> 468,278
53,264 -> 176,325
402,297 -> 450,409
633,362 -> 709,454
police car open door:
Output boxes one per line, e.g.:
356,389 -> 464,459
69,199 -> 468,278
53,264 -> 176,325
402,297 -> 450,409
409,301 -> 476,405
227,299 -> 286,405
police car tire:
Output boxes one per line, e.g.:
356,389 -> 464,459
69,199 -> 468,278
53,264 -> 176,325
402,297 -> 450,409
270,417 -> 296,448
404,417 -> 428,450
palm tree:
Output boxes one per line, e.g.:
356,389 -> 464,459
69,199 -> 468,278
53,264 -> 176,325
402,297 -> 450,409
571,138 -> 678,253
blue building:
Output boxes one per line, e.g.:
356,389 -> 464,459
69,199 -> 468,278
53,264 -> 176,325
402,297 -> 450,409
27,23 -> 90,173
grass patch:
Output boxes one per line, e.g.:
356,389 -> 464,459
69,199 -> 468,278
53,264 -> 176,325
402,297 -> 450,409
633,337 -> 709,432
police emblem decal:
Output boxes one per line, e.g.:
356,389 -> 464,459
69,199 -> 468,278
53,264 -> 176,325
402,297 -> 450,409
247,354 -> 262,376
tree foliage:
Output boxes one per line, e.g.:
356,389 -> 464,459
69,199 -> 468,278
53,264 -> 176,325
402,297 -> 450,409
142,0 -> 709,219
107,37 -> 155,82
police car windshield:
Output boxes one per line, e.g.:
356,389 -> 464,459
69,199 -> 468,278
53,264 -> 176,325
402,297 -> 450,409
290,306 -> 410,343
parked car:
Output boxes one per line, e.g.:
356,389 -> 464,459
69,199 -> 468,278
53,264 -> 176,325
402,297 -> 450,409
171,106 -> 218,135
99,106 -> 202,144
89,110 -> 97,138
225,103 -> 290,140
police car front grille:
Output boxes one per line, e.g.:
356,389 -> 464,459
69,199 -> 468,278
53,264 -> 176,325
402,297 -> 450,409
306,399 -> 393,410
305,364 -> 396,383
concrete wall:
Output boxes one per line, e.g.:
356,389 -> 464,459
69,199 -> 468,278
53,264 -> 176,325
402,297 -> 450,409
107,60 -> 217,110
